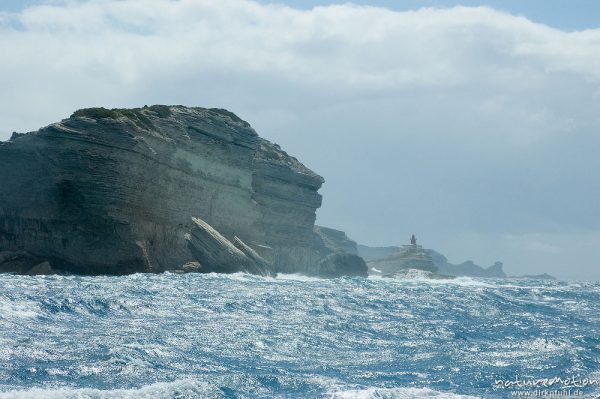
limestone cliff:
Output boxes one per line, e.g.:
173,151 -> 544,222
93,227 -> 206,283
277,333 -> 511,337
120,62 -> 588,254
0,106 -> 324,275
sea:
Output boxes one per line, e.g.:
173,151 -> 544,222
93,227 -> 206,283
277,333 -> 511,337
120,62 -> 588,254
0,272 -> 598,399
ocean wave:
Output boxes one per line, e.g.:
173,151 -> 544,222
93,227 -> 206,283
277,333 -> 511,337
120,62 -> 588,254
0,384 -> 485,399
0,298 -> 40,319
0,272 -> 597,398
370,273 -> 495,288
330,387 -> 481,399
0,379 -> 221,399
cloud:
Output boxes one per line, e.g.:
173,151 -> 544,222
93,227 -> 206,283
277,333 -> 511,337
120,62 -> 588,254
0,0 -> 599,279
1,1 -> 598,139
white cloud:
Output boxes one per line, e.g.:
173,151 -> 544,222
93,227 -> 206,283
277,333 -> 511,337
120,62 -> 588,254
0,0 -> 599,279
1,1 -> 598,137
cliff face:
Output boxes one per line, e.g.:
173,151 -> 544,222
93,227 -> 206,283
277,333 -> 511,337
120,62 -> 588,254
0,106 -> 324,275
251,140 -> 324,273
313,226 -> 359,256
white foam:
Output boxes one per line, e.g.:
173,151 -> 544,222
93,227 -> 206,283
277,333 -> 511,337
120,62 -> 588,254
370,274 -> 495,288
330,387 -> 481,399
0,379 -> 216,399
275,273 -> 325,282
0,299 -> 40,319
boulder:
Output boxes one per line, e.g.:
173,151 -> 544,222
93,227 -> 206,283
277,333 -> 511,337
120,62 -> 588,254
27,261 -> 58,276
317,252 -> 368,278
0,251 -> 59,275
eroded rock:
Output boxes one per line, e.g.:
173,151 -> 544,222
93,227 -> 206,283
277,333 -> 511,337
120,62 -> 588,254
0,106 -> 324,275
317,252 -> 368,278
186,217 -> 275,277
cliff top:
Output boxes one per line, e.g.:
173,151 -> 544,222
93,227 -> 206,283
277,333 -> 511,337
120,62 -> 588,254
69,105 -> 255,135
5,104 -> 324,187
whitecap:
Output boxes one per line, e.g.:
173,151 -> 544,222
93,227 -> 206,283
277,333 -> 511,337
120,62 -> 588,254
0,298 -> 40,319
330,387 -> 481,399
0,379 -> 221,399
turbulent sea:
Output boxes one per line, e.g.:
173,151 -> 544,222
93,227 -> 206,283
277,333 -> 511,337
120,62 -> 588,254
0,273 -> 598,399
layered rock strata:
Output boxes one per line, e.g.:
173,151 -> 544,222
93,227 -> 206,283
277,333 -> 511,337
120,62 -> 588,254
186,217 -> 275,276
313,225 -> 359,256
0,106 -> 324,275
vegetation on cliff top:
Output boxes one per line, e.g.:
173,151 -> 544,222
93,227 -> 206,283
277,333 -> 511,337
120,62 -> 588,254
71,105 -> 175,130
71,105 -> 251,130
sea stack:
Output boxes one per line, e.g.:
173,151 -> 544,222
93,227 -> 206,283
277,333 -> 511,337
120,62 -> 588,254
0,106 -> 365,276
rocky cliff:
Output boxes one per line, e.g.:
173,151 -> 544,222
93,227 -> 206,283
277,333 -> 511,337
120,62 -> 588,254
0,106 -> 326,275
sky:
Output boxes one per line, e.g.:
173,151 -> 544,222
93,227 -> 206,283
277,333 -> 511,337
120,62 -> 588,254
0,0 -> 599,280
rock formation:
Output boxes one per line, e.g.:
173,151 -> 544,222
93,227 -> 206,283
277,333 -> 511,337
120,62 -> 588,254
0,250 -> 60,275
317,252 -> 368,278
358,244 -> 508,278
313,226 -> 359,255
431,252 -> 507,278
366,240 -> 437,274
0,106 -> 327,275
186,217 -> 275,276
311,225 -> 368,277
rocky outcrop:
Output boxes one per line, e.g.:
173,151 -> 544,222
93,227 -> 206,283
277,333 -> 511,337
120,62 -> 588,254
0,251 -> 60,275
0,106 -> 324,275
367,244 -> 438,274
311,225 -> 369,277
431,251 -> 507,278
317,252 -> 368,278
186,217 -> 275,276
359,244 -> 508,279
313,226 -> 358,255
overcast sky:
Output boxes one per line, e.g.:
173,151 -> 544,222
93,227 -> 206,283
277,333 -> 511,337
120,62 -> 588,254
1,0 -> 599,280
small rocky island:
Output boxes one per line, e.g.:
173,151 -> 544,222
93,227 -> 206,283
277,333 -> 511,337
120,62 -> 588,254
0,106 -> 367,277
360,237 -> 507,279
367,235 -> 438,276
